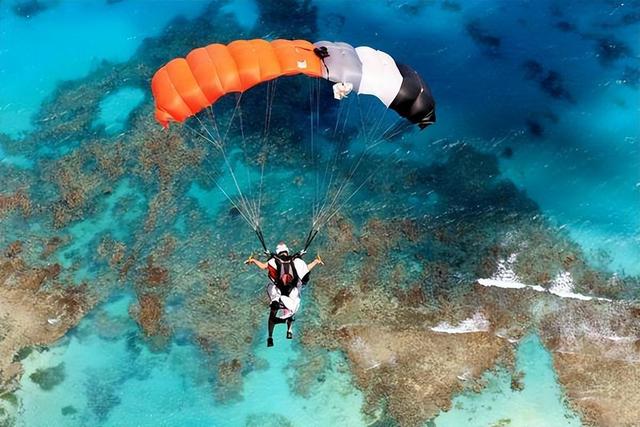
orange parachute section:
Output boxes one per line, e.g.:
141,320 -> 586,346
151,39 -> 323,127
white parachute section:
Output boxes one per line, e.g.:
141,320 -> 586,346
354,46 -> 404,107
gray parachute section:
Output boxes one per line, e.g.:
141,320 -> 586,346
313,41 -> 362,92
313,40 -> 436,129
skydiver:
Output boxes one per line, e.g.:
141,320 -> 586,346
245,242 -> 324,347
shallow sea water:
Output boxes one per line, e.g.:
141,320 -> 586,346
1,0 -> 638,426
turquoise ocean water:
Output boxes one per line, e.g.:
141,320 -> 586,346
0,0 -> 638,426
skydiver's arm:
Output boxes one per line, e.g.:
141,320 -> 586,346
244,256 -> 269,270
307,255 -> 324,271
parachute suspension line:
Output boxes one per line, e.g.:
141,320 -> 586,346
312,96 -> 382,230
220,95 -> 263,228
315,78 -> 322,215
190,98 -> 262,232
312,96 -> 352,228
192,114 -> 254,223
332,96 -> 345,139
367,107 -> 389,143
254,226 -> 269,254
363,99 -> 376,131
379,119 -> 414,142
186,138 -> 257,230
206,106 -> 222,141
308,79 -> 316,221
183,122 -> 255,227
309,78 -> 323,223
204,105 -> 259,222
303,227 -> 320,252
262,80 -> 277,141
236,102 -> 260,224
321,170 -> 376,226
318,95 -> 351,214
320,96 -> 371,215
257,80 -> 278,224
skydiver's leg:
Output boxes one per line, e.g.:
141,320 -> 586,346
266,284 -> 281,347
267,313 -> 275,347
286,318 -> 293,339
267,301 -> 287,347
285,287 -> 298,339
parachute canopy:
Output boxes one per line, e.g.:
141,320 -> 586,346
152,39 -> 436,129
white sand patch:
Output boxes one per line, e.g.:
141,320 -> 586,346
431,312 -> 490,334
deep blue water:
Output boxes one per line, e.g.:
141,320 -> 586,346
0,0 -> 638,426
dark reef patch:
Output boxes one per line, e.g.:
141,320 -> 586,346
595,37 -> 632,66
620,11 -> 640,26
522,60 -> 574,102
501,146 -> 514,159
86,377 -> 122,422
441,0 -> 461,12
539,71 -> 574,102
418,144 -> 538,215
255,0 -> 317,40
61,405 -> 77,416
466,21 -> 501,57
525,119 -> 544,138
11,0 -> 50,18
555,20 -> 576,32
523,60 -> 544,80
29,362 -> 66,391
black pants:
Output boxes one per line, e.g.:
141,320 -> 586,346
268,301 -> 293,338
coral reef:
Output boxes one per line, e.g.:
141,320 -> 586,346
540,302 -> 640,427
0,242 -> 94,391
0,192 -> 31,219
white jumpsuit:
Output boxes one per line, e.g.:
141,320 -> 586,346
266,257 -> 309,319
